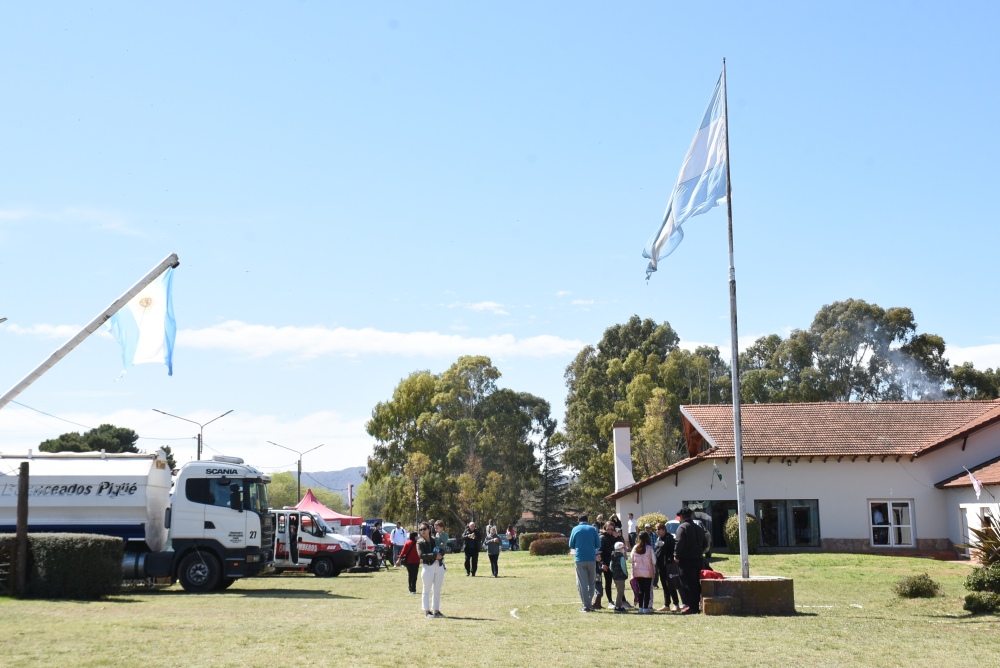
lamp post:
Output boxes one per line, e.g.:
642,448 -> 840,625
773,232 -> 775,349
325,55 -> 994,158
268,441 -> 323,501
153,409 -> 233,461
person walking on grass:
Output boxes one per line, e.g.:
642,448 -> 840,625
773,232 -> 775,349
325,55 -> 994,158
630,531 -> 656,613
568,513 -> 601,612
462,522 -> 483,576
395,530 -> 421,594
417,522 -> 445,618
485,526 -> 502,577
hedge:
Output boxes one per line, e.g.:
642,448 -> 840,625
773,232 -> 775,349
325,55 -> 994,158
519,532 -> 562,552
530,537 -> 569,556
0,533 -> 123,599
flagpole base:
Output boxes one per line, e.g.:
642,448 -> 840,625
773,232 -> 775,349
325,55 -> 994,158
701,576 -> 795,616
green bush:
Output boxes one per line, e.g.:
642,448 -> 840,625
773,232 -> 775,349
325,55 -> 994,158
893,573 -> 940,598
723,514 -> 761,555
530,537 -> 569,556
964,563 -> 1000,594
963,591 -> 1000,614
519,532 -> 561,552
13,534 -> 124,599
635,513 -> 669,536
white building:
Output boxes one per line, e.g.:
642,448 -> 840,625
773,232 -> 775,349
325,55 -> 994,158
608,401 -> 1000,554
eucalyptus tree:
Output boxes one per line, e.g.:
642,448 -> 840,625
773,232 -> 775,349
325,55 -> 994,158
366,356 -> 552,527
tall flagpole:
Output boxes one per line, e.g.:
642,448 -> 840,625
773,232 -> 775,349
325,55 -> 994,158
722,58 -> 750,578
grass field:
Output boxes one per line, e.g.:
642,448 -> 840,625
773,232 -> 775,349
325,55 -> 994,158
1,551 -> 997,668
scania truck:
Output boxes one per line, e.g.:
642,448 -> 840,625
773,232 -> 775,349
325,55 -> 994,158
0,451 -> 274,592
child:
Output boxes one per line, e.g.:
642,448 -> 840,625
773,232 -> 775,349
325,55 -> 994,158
610,541 -> 630,613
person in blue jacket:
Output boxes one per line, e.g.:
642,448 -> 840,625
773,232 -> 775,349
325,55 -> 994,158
568,514 -> 602,612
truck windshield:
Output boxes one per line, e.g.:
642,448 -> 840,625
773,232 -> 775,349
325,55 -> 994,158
245,480 -> 269,514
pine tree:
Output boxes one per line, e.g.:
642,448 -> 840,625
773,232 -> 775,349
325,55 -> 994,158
529,431 -> 569,532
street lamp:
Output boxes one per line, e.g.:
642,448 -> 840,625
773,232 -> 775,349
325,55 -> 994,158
268,441 -> 324,501
153,409 -> 233,461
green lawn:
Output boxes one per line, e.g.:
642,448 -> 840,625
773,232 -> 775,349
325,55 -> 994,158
1,551 -> 996,667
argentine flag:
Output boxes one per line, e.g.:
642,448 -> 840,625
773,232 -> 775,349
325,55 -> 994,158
107,266 -> 176,375
643,74 -> 729,278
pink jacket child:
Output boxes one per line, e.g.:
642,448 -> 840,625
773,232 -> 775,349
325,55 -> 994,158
630,544 -> 656,579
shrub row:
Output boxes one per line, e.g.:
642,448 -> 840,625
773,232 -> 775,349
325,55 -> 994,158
0,533 -> 123,599
519,532 -> 562,552
530,537 -> 569,556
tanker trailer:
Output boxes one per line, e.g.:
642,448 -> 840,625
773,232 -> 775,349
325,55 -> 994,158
0,451 -> 274,592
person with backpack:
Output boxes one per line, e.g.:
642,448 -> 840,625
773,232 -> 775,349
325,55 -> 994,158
610,540 -> 630,613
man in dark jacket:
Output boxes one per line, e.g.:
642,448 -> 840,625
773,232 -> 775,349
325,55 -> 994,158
654,522 -> 680,611
462,522 -> 483,576
673,507 -> 707,614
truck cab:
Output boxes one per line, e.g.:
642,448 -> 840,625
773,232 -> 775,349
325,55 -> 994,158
272,509 -> 358,577
165,456 -> 275,591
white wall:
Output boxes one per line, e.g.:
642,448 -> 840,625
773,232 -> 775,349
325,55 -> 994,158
615,419 -> 1000,544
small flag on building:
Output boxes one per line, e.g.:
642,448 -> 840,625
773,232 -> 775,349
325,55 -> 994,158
712,463 -> 728,489
965,467 -> 983,500
107,266 -> 176,375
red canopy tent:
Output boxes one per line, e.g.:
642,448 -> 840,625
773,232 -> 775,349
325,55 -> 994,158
292,489 -> 363,526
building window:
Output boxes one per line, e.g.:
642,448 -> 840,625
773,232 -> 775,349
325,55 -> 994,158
869,500 -> 913,547
755,500 -> 820,547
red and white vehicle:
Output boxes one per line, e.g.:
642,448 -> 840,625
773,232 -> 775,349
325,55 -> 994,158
272,509 -> 358,577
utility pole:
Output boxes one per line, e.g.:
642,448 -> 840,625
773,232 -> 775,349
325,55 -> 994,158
153,409 -> 232,461
268,441 -> 324,501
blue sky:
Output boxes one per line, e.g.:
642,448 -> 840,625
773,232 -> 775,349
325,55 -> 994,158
2,2 -> 999,475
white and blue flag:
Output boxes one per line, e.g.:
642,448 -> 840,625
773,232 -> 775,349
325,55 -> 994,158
643,74 -> 728,278
107,266 -> 176,375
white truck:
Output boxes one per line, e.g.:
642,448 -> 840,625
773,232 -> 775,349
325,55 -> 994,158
271,509 -> 358,577
0,451 -> 274,592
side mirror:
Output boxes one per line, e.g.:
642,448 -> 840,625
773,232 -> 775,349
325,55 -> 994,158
230,483 -> 243,512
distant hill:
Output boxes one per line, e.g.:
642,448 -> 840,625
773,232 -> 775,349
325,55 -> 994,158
301,466 -> 366,499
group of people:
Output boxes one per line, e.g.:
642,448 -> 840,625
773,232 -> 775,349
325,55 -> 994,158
569,507 -> 708,615
391,518 -> 519,619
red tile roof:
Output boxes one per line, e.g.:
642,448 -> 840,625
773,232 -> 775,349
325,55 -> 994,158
681,401 -> 1000,459
608,400 -> 1000,501
937,455 -> 1000,489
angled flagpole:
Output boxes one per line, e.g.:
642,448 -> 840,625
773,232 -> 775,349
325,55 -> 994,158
721,59 -> 750,578
0,253 -> 180,412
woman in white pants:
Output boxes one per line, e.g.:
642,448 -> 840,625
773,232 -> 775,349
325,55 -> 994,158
416,522 -> 445,618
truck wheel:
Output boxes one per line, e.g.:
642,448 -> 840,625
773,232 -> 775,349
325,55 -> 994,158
313,556 -> 335,578
178,552 -> 221,592
363,553 -> 379,570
